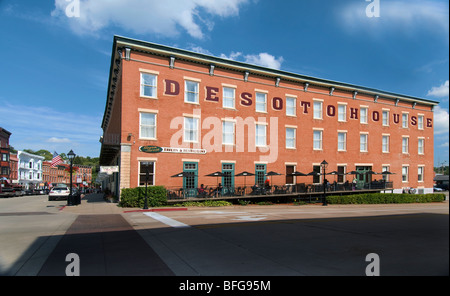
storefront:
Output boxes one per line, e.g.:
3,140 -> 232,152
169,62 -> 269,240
99,36 -> 438,198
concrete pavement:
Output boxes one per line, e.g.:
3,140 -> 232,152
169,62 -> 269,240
37,193 -> 173,275
3,192 -> 448,276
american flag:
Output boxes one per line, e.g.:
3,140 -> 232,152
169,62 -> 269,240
51,151 -> 63,167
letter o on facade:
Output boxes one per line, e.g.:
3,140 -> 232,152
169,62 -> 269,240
272,97 -> 283,110
327,105 -> 336,117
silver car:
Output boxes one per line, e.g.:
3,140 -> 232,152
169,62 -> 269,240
48,186 -> 70,201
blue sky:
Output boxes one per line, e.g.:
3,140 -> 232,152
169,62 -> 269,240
0,0 -> 448,165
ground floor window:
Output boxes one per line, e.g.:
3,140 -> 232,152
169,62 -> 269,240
183,162 -> 198,189
382,166 -> 390,181
337,166 -> 346,183
356,166 -> 372,183
255,164 -> 266,186
402,166 -> 409,182
139,162 -> 155,186
418,166 -> 424,182
286,165 -> 295,184
222,163 -> 235,188
312,165 -> 321,184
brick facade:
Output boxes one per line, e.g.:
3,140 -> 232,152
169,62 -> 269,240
100,36 -> 438,196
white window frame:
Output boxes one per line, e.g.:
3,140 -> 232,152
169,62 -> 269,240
222,121 -> 235,145
382,135 -> 390,153
313,129 -> 323,150
313,100 -> 323,120
184,80 -> 199,104
418,166 -> 424,182
337,131 -> 347,151
418,138 -> 424,155
139,112 -> 157,140
360,133 -> 368,152
140,72 -> 158,98
255,123 -> 267,147
255,92 -> 267,113
338,104 -> 347,122
222,86 -> 236,109
402,166 -> 409,182
402,136 -> 409,154
360,107 -> 368,124
286,127 -> 296,149
418,115 -> 424,130
138,161 -> 156,187
402,113 -> 409,128
183,116 -> 199,143
286,97 -> 296,117
382,110 -> 389,126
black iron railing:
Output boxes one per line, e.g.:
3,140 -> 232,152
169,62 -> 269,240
165,181 -> 394,200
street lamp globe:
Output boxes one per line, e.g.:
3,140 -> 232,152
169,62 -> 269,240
68,150 -> 76,161
321,160 -> 328,206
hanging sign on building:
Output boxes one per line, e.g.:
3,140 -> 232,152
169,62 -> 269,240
139,145 -> 163,153
161,147 -> 207,154
139,145 -> 206,155
100,166 -> 120,175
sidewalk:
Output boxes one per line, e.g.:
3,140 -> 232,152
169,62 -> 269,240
38,193 -> 174,276
61,193 -> 136,214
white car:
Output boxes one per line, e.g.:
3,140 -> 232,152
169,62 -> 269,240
48,186 -> 70,201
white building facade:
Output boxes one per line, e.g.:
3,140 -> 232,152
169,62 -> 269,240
18,151 -> 44,189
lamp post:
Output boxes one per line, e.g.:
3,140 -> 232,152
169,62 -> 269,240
321,160 -> 328,206
67,150 -> 76,206
143,162 -> 150,210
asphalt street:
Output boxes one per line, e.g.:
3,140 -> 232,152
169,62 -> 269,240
0,193 -> 448,276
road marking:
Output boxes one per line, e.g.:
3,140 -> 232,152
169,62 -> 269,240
144,212 -> 190,228
232,215 -> 267,221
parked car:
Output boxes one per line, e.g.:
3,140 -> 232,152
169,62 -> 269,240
434,185 -> 444,192
48,186 -> 70,201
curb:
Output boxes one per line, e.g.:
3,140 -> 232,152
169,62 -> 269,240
123,207 -> 188,213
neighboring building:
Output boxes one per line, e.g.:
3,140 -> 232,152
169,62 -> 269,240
18,151 -> 44,190
42,161 -> 93,188
9,153 -> 18,184
0,127 -> 12,181
42,161 -> 65,186
99,36 -> 438,197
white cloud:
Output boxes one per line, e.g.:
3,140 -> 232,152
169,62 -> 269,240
434,105 -> 449,136
243,53 -> 284,70
427,80 -> 449,98
51,0 -> 250,39
339,0 -> 449,35
192,47 -> 284,70
220,51 -> 243,61
47,137 -> 71,143
0,102 -> 102,157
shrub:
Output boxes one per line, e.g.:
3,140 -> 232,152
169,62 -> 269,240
172,200 -> 232,207
119,186 -> 167,208
326,193 -> 445,205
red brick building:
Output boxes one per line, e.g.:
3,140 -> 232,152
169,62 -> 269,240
0,127 -> 12,181
42,162 -> 93,188
99,36 -> 438,197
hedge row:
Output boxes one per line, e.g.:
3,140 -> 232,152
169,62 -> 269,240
172,200 -> 233,207
119,186 -> 167,208
326,193 -> 446,204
